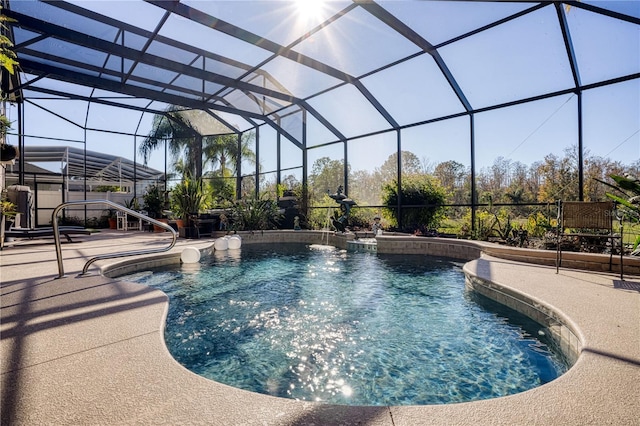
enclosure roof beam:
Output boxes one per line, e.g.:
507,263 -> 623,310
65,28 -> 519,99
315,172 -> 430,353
555,3 -> 581,89
18,59 -> 289,129
146,0 -> 398,129
564,1 -> 640,25
7,10 -> 300,105
23,86 -> 168,118
144,0 -> 357,85
355,0 -> 472,112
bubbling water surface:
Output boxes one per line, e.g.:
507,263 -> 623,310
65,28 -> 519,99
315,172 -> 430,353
121,243 -> 569,405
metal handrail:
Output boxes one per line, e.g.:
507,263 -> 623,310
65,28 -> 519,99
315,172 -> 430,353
53,200 -> 178,278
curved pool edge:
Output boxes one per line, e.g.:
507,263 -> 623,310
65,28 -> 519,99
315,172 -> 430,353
463,260 -> 583,366
3,230 -> 638,425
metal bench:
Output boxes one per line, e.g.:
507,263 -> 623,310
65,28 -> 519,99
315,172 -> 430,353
556,200 -> 623,280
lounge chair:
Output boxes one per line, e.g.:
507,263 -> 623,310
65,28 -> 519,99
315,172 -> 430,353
1,226 -> 94,249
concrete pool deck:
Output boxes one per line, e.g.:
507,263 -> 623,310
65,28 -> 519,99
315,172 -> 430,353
1,230 -> 639,425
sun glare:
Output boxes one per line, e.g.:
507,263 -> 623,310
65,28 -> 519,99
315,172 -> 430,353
295,0 -> 326,22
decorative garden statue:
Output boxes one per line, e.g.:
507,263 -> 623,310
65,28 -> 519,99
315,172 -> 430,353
294,216 -> 301,230
371,215 -> 383,235
219,213 -> 228,231
328,185 -> 357,232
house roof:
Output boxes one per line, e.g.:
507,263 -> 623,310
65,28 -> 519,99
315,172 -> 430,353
15,145 -> 164,182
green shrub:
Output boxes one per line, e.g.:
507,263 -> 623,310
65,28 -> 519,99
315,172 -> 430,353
231,195 -> 282,231
382,175 -> 447,233
143,184 -> 165,218
207,176 -> 235,207
307,194 -> 338,230
460,208 -> 514,241
170,177 -> 207,225
526,211 -> 555,238
93,185 -> 121,192
348,207 -> 378,231
58,215 -> 103,229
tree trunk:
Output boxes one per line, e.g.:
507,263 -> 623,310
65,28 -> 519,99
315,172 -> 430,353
195,135 -> 203,178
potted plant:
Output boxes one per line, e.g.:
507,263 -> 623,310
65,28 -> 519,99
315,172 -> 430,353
171,177 -> 206,238
231,195 -> 282,231
102,208 -> 118,229
143,185 -> 164,218
0,192 -> 17,245
1,116 -> 19,163
124,196 -> 140,211
143,184 -> 168,231
1,198 -> 17,230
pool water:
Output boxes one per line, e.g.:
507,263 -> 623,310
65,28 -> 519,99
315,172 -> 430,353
121,243 -> 569,406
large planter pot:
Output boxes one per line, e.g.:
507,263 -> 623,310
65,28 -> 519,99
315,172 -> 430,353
108,218 -> 117,229
179,226 -> 200,239
153,218 -> 169,232
4,216 -> 13,230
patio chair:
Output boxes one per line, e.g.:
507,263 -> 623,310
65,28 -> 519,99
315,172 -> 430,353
116,210 -> 143,231
556,200 -> 623,280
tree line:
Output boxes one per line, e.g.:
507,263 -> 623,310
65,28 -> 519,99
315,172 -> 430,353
307,146 -> 638,212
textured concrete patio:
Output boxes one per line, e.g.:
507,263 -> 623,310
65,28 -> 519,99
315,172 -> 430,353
1,230 -> 639,425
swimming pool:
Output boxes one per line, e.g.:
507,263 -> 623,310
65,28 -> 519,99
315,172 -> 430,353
121,243 -> 570,406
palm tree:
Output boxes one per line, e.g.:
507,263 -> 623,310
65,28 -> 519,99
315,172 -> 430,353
203,132 -> 256,178
202,132 -> 256,204
139,107 -> 203,178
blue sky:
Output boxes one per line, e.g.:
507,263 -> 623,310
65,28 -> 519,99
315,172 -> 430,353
6,0 -> 639,178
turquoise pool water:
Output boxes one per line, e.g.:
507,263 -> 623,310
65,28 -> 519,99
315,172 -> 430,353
121,243 -> 569,406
